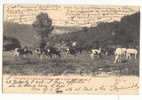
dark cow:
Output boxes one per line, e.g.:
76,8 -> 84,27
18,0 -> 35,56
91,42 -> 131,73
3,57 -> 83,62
75,46 -> 83,54
65,47 -> 78,56
105,48 -> 115,56
23,47 -> 33,55
67,41 -> 83,54
34,48 -> 44,57
15,47 -> 32,56
45,47 -> 61,58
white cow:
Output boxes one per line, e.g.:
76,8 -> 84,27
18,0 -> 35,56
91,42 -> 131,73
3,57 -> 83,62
91,48 -> 101,54
90,48 -> 101,59
65,48 -> 70,54
114,48 -> 127,63
121,48 -> 127,56
13,48 -> 20,56
126,48 -> 138,59
90,53 -> 95,59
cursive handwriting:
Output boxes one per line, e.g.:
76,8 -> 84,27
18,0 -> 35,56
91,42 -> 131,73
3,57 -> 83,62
4,5 -> 139,26
3,76 -> 139,94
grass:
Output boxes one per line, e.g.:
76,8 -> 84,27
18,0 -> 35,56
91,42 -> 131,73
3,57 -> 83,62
3,51 -> 139,76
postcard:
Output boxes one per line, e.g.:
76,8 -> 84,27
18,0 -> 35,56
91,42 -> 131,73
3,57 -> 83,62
2,4 -> 140,94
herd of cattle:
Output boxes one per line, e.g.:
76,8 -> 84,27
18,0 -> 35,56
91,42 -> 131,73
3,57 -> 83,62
5,42 -> 138,63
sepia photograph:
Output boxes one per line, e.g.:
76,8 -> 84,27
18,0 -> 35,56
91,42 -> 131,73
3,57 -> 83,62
2,4 -> 140,94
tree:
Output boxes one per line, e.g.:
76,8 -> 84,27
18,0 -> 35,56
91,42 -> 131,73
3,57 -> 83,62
32,13 -> 54,48
3,36 -> 21,51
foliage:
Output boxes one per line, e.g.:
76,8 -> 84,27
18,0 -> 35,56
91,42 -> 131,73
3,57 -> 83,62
3,35 -> 21,51
32,13 -> 54,48
50,12 -> 140,49
3,12 -> 140,50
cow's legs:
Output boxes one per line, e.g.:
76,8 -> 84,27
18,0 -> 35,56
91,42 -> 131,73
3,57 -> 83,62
118,56 -> 121,63
57,53 -> 61,57
129,54 -> 131,59
126,53 -> 128,59
114,55 -> 120,63
40,55 -> 43,59
126,53 -> 130,60
114,55 -> 117,63
135,53 -> 137,59
118,56 -> 120,63
49,54 -> 52,58
90,53 -> 94,60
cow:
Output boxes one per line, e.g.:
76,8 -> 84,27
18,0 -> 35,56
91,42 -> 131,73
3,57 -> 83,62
90,48 -> 102,59
14,47 -> 33,57
75,46 -> 83,54
34,48 -> 44,58
91,48 -> 101,54
114,48 -> 127,63
126,48 -> 138,59
66,42 -> 82,54
45,47 -> 61,58
13,48 -> 20,56
65,47 -> 77,56
23,47 -> 33,55
103,48 -> 115,56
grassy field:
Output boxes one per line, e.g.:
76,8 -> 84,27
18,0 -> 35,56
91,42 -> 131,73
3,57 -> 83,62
3,51 -> 139,76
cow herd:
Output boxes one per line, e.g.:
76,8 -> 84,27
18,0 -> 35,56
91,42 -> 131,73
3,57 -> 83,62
8,42 -> 138,63
114,48 -> 138,63
90,47 -> 138,63
13,46 -> 61,59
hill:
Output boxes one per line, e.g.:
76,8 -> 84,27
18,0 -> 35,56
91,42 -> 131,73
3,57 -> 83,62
3,12 -> 140,49
3,22 -> 80,47
53,12 -> 140,49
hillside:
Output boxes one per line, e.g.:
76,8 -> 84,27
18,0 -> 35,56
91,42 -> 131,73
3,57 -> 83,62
55,12 -> 140,49
3,22 -> 80,47
3,12 -> 140,49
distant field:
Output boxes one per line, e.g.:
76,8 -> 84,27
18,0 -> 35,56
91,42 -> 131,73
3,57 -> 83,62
3,51 -> 139,76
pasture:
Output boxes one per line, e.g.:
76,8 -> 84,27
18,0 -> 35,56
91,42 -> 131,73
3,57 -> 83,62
3,51 -> 139,76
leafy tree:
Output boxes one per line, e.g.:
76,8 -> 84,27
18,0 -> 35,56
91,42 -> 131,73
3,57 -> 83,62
32,13 -> 54,48
3,36 -> 21,51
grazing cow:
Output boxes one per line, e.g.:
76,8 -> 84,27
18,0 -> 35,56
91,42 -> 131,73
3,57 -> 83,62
34,48 -> 44,58
126,48 -> 138,59
14,48 -> 20,56
90,48 -> 102,59
91,48 -> 101,54
69,42 -> 82,54
34,47 -> 54,59
114,48 -> 127,63
121,48 -> 127,56
14,47 -> 32,56
104,48 -> 115,56
65,47 -> 77,56
65,48 -> 70,54
75,46 -> 83,54
45,47 -> 61,58
67,46 -> 82,55
24,47 -> 33,55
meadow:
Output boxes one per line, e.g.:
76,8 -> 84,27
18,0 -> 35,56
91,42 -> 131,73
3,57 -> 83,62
3,12 -> 140,77
3,51 -> 139,76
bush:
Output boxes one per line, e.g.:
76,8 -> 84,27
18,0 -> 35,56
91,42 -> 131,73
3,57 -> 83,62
3,36 -> 21,51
